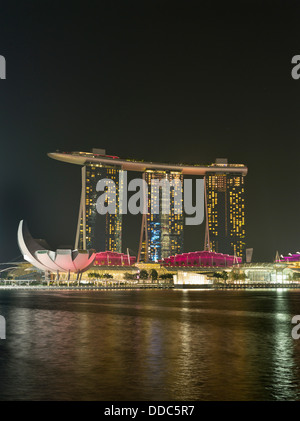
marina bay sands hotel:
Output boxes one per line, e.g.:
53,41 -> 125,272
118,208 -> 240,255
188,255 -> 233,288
48,149 -> 247,262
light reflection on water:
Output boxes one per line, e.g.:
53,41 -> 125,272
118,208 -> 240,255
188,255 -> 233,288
0,289 -> 300,400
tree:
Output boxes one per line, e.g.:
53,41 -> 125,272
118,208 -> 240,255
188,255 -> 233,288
88,272 -> 97,279
123,272 -> 137,281
230,270 -> 246,281
159,273 -> 173,280
150,269 -> 158,281
213,272 -> 223,279
222,271 -> 229,282
139,269 -> 148,280
293,272 -> 300,281
0,271 -> 9,279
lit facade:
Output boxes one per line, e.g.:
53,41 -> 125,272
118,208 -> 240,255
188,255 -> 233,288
231,263 -> 294,284
160,250 -> 241,267
94,251 -> 136,266
173,271 -> 213,286
206,160 -> 246,259
76,161 -> 122,253
141,170 -> 184,262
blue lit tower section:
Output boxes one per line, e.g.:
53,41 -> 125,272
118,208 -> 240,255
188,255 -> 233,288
140,170 -> 184,262
75,162 -> 122,253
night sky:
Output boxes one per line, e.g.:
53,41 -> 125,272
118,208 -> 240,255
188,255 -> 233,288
0,0 -> 299,263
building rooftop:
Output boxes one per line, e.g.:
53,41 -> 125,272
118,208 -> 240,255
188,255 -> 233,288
48,151 -> 248,176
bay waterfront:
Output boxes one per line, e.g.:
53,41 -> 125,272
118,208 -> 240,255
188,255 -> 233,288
0,288 -> 300,401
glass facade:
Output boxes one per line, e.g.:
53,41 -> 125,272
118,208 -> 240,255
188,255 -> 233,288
78,162 -> 122,252
206,171 -> 246,259
232,264 -> 293,284
143,170 -> 184,262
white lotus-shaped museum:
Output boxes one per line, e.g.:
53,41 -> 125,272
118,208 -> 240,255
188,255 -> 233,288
17,220 -> 95,278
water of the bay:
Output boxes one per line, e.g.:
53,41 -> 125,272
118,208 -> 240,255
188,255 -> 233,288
0,288 -> 300,401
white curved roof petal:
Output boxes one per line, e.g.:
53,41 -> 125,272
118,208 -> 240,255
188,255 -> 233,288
81,252 -> 96,271
55,250 -> 77,271
35,250 -> 67,272
73,251 -> 90,271
17,221 -> 50,272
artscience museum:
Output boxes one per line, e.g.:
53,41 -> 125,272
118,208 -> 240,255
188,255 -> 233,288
17,220 -> 96,280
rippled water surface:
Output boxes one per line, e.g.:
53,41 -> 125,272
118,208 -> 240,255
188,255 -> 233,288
1,288 -> 300,400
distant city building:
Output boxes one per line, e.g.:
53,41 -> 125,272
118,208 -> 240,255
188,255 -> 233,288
205,159 -> 246,259
246,248 -> 254,263
139,170 -> 184,262
278,252 -> 300,263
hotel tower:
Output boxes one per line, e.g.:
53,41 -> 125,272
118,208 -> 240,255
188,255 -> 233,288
205,159 -> 246,259
138,170 -> 184,262
75,149 -> 122,253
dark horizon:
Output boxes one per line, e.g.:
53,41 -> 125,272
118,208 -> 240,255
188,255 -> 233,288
0,1 -> 299,263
